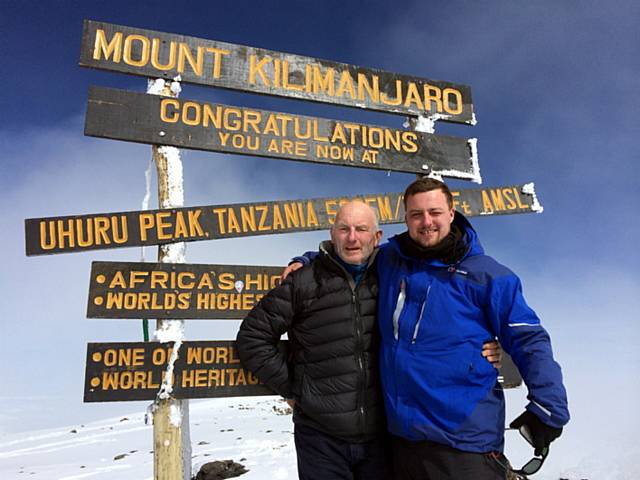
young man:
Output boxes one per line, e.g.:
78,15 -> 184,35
376,178 -> 569,479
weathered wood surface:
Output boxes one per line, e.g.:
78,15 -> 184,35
80,20 -> 474,123
84,87 -> 479,179
25,184 -> 540,255
84,341 -> 277,402
87,261 -> 282,319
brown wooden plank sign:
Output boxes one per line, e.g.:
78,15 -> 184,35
84,341 -> 278,402
79,20 -> 474,124
84,87 -> 479,180
87,261 -> 282,319
25,184 -> 542,256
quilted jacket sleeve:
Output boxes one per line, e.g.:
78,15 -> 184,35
486,273 -> 570,428
236,275 -> 297,398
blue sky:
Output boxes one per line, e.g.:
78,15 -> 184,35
1,1 -> 639,477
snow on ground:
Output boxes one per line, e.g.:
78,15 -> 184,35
0,396 -> 296,480
2,394 -> 639,480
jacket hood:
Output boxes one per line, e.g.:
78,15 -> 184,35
388,211 -> 484,266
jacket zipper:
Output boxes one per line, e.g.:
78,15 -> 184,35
411,284 -> 431,344
352,288 -> 366,433
323,246 -> 371,435
392,279 -> 406,341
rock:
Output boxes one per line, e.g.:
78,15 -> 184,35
194,460 -> 248,479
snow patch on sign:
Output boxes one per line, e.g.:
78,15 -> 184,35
467,138 -> 482,184
146,78 -> 167,95
170,75 -> 182,96
428,138 -> 481,184
522,182 -> 544,213
414,115 -> 436,134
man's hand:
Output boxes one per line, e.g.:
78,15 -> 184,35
286,398 -> 296,409
281,262 -> 304,281
482,340 -> 502,369
510,411 -> 562,456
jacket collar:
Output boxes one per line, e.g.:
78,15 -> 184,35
388,211 -> 484,266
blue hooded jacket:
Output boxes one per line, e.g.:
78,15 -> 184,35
375,212 -> 569,452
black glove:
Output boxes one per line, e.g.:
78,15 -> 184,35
510,410 -> 562,456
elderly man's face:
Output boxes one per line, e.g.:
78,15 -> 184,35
330,202 -> 382,265
405,189 -> 455,248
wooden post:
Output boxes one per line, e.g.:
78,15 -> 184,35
148,78 -> 191,480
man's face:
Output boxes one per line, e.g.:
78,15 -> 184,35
405,190 -> 455,248
330,202 -> 382,265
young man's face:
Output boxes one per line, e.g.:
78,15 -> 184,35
405,189 -> 455,248
330,202 -> 382,265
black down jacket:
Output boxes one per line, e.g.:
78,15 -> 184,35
236,241 -> 386,442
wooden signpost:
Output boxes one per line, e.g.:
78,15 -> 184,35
85,86 -> 479,179
21,18 -> 538,480
87,261 -> 282,319
25,183 -> 539,255
79,20 -> 475,123
84,341 -> 276,402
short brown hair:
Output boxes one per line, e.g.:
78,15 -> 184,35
403,178 -> 454,209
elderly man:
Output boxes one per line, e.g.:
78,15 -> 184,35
237,200 -> 502,480
237,201 -> 390,480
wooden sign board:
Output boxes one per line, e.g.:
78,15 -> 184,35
79,20 -> 474,124
85,87 -> 479,179
25,184 -> 540,256
84,341 -> 277,402
88,261 -> 282,319
85,340 -> 521,402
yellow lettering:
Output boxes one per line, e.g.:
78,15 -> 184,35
443,88 -> 463,115
39,221 -> 56,250
139,213 -> 155,241
424,84 -> 443,113
380,80 -> 402,106
123,34 -> 150,67
240,207 -> 256,232
404,82 -> 424,110
93,29 -> 122,63
150,38 -> 176,70
205,47 -> 230,78
312,65 -> 335,96
218,273 -> 235,290
177,43 -> 204,76
357,73 -> 380,102
212,208 -> 227,234
249,55 -> 271,86
257,206 -> 270,231
336,70 -> 356,99
282,60 -> 305,91
156,211 -> 173,240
